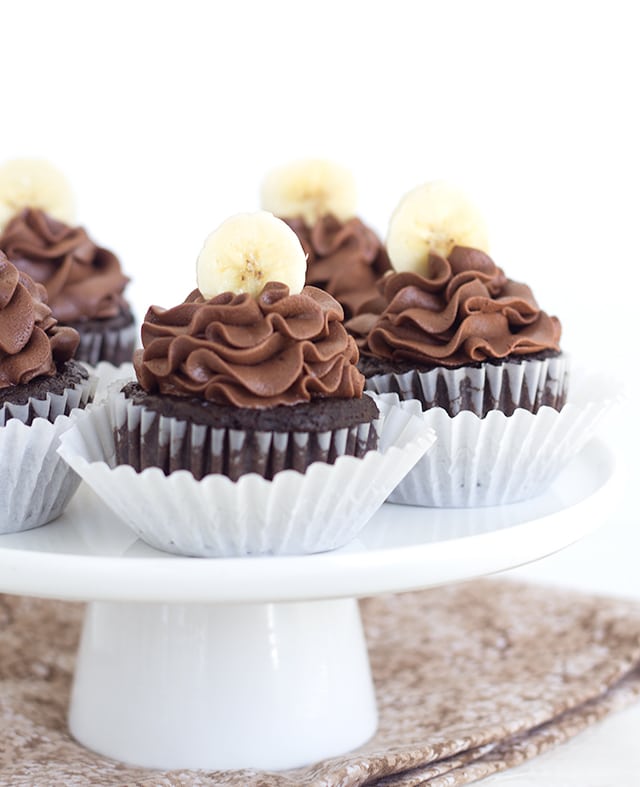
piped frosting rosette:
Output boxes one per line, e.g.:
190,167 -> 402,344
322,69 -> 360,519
137,281 -> 366,407
0,254 -> 94,532
0,208 -> 129,323
371,369 -> 618,507
285,215 -> 391,319
58,392 -> 435,556
261,159 -> 391,320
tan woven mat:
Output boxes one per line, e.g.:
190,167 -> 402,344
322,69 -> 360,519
1,579 -> 640,786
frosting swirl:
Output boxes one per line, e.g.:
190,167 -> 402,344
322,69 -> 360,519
0,208 -> 129,323
363,246 -> 561,367
134,282 -> 365,407
0,253 -> 79,388
285,215 -> 391,319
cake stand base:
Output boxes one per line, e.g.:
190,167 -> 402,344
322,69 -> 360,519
0,441 -> 615,772
69,597 -> 377,771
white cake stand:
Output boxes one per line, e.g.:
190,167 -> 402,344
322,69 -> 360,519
0,439 -> 618,772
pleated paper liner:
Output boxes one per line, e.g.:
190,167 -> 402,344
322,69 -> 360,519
110,392 -> 380,481
0,373 -> 95,533
74,319 -> 137,367
372,370 -> 618,507
364,354 -> 569,417
57,395 -> 436,557
0,368 -> 94,427
80,361 -> 135,404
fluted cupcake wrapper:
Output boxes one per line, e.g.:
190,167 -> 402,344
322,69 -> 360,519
364,355 -> 569,417
0,373 -> 95,427
0,374 -> 96,534
57,397 -> 436,557
371,371 -> 618,507
109,392 -> 380,481
74,320 -> 137,367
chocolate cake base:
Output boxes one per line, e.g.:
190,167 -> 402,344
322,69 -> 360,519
115,384 -> 380,480
360,350 -> 568,417
0,360 -> 89,408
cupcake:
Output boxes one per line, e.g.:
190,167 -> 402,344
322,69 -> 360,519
0,158 -> 135,366
261,159 -> 391,320
122,210 -> 379,480
360,181 -> 568,417
357,182 -> 614,507
57,212 -> 435,556
0,252 -> 94,532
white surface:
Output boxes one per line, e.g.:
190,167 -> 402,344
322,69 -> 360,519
70,598 -> 376,770
0,439 -> 617,603
1,1 -> 639,781
478,703 -> 640,786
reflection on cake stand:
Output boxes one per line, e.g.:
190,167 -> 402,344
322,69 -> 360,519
0,439 -> 618,771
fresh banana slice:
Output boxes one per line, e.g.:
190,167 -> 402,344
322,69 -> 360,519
0,158 -> 75,231
260,158 -> 357,226
196,211 -> 307,299
386,181 -> 489,275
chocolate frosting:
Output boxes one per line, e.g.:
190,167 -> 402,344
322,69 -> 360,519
0,253 -> 79,388
285,215 -> 391,319
363,246 -> 561,367
134,282 -> 365,408
0,208 -> 129,323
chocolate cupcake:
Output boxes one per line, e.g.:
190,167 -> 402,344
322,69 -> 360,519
261,159 -> 391,321
360,182 -> 568,417
0,252 -> 94,532
357,181 -> 592,507
360,246 -> 568,417
0,159 -> 135,366
58,213 -> 435,555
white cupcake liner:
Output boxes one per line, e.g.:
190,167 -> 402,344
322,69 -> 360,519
372,370 -> 618,508
0,374 -> 95,534
0,370 -> 95,427
57,396 -> 436,557
80,361 -> 136,404
75,320 -> 137,367
365,354 -> 569,416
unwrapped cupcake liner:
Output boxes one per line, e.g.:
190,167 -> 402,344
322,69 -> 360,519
0,374 -> 95,534
81,361 -> 135,404
57,396 -> 436,557
365,354 -> 569,417
74,320 -> 137,367
109,392 -> 380,481
373,370 -> 618,508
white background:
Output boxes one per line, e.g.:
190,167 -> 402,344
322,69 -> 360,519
2,2 -> 639,784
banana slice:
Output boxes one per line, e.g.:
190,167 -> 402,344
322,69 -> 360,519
196,211 -> 307,299
0,158 -> 75,231
260,158 -> 357,226
386,181 -> 489,275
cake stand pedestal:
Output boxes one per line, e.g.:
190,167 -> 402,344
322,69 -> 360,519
70,598 -> 375,770
0,439 -> 618,771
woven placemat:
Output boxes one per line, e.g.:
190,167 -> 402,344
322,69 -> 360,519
1,579 -> 640,786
